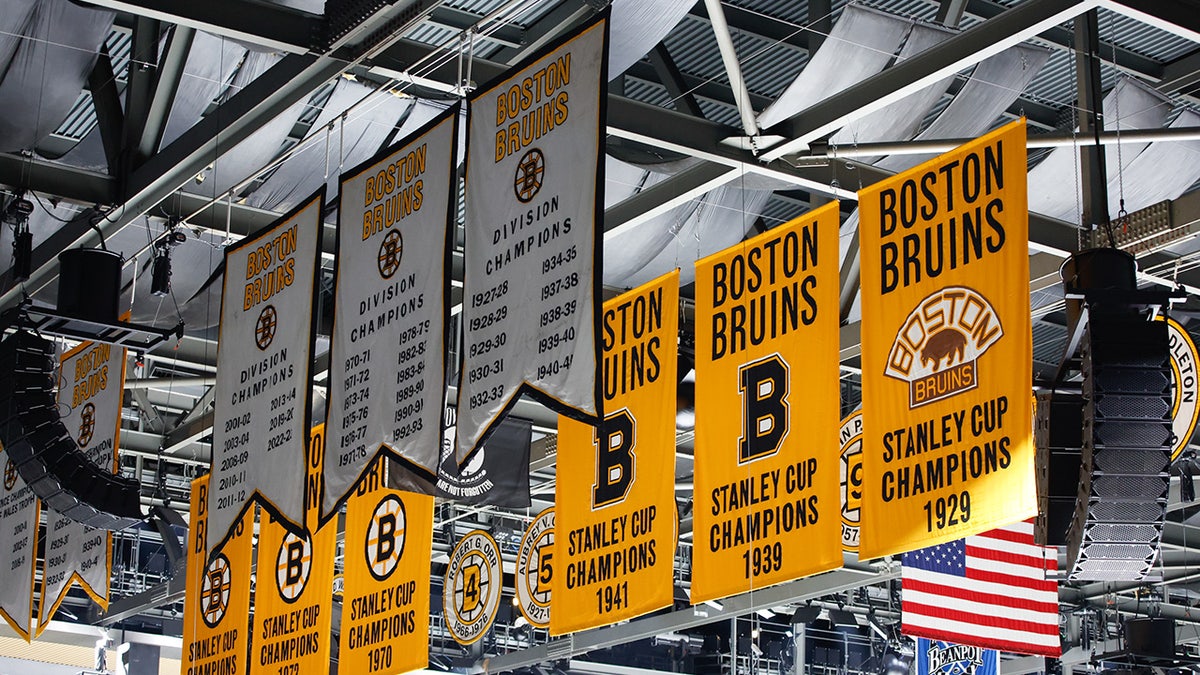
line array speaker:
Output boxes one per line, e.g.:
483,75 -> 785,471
1035,391 -> 1083,547
0,330 -> 142,530
1066,313 -> 1172,580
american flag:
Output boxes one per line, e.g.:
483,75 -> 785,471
902,520 -> 1061,657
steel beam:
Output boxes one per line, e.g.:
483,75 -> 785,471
136,25 -> 196,165
647,44 -> 705,118
78,0 -> 319,53
123,16 -> 161,178
1158,48 -> 1200,95
1100,0 -> 1200,43
761,0 -> 1102,161
1074,9 -> 1111,230
86,51 -> 125,177
625,62 -> 773,111
604,162 -> 739,238
688,2 -> 812,52
808,0 -> 832,54
476,565 -> 894,673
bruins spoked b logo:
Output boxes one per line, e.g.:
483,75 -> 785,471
78,402 -> 96,447
275,532 -> 312,602
443,529 -> 502,645
3,459 -> 17,491
377,230 -> 403,279
365,495 -> 406,581
201,553 -> 233,628
513,148 -> 545,203
255,305 -> 278,351
885,287 -> 1003,407
515,508 -> 554,628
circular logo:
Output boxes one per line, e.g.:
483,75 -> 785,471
377,230 -> 403,279
78,402 -> 96,448
365,494 -> 406,581
201,553 -> 232,628
515,508 -> 554,628
839,412 -> 863,553
3,459 -> 17,492
443,529 -> 502,645
1161,317 -> 1200,461
255,305 -> 278,351
275,531 -> 312,602
513,148 -> 545,203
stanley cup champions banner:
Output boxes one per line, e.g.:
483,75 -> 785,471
209,192 -> 323,553
0,442 -> 38,640
857,119 -> 1033,558
455,13 -> 609,464
693,205 -> 842,602
251,425 -> 334,675
552,271 -> 679,634
340,460 -> 434,674
182,475 -> 253,675
39,339 -> 126,636
323,109 -> 458,524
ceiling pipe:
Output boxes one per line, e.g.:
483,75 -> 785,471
802,126 -> 1200,159
702,0 -> 760,146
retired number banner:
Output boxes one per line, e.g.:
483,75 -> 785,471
552,271 -> 678,633
693,205 -> 842,602
324,109 -> 458,523
340,461 -> 433,675
0,442 -> 37,641
38,339 -> 126,636
251,426 -> 334,675
455,13 -> 609,464
209,192 -> 323,553
182,475 -> 252,675
857,119 -> 1033,558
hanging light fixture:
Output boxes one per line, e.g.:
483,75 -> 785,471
150,240 -> 172,297
5,192 -> 34,282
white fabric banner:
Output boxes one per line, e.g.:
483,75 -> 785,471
323,110 -> 457,522
456,14 -> 608,464
38,340 -> 126,636
208,193 -> 323,552
0,443 -> 38,641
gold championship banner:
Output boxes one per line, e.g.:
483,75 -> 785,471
339,460 -> 433,675
857,119 -> 1033,558
251,426 -> 334,675
552,271 -> 679,634
181,475 -> 252,675
692,205 -> 842,602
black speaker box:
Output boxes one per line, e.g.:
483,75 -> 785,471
1125,618 -> 1175,659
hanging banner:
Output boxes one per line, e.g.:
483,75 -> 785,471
692,204 -> 842,603
251,425 -> 334,675
388,408 -> 534,507
209,192 -> 323,554
443,529 -> 502,645
323,109 -> 458,524
916,639 -> 997,675
552,271 -> 678,634
0,443 -> 38,641
515,508 -> 554,629
840,411 -> 863,553
339,460 -> 433,675
857,119 -> 1033,559
456,12 -> 609,465
38,339 -> 127,636
181,475 -> 253,675
1162,317 -> 1200,461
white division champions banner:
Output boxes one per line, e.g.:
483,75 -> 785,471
455,12 -> 609,464
323,109 -> 458,524
0,442 -> 38,640
39,339 -> 127,636
208,192 -> 323,553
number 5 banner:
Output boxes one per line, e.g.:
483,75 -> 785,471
692,204 -> 842,602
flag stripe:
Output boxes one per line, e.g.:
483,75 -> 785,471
903,622 -> 1062,657
904,567 -> 1057,604
902,520 -> 1061,657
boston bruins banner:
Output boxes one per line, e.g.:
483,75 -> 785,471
840,411 -> 864,553
693,205 -> 842,602
339,460 -> 433,675
456,13 -> 609,465
1162,316 -> 1200,460
182,475 -> 253,675
251,425 -> 334,675
323,109 -> 458,524
552,271 -> 678,634
443,529 -> 502,645
857,119 -> 1033,558
209,192 -> 323,554
0,442 -> 38,641
38,339 -> 126,636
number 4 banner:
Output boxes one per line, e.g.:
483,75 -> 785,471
692,204 -> 843,602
